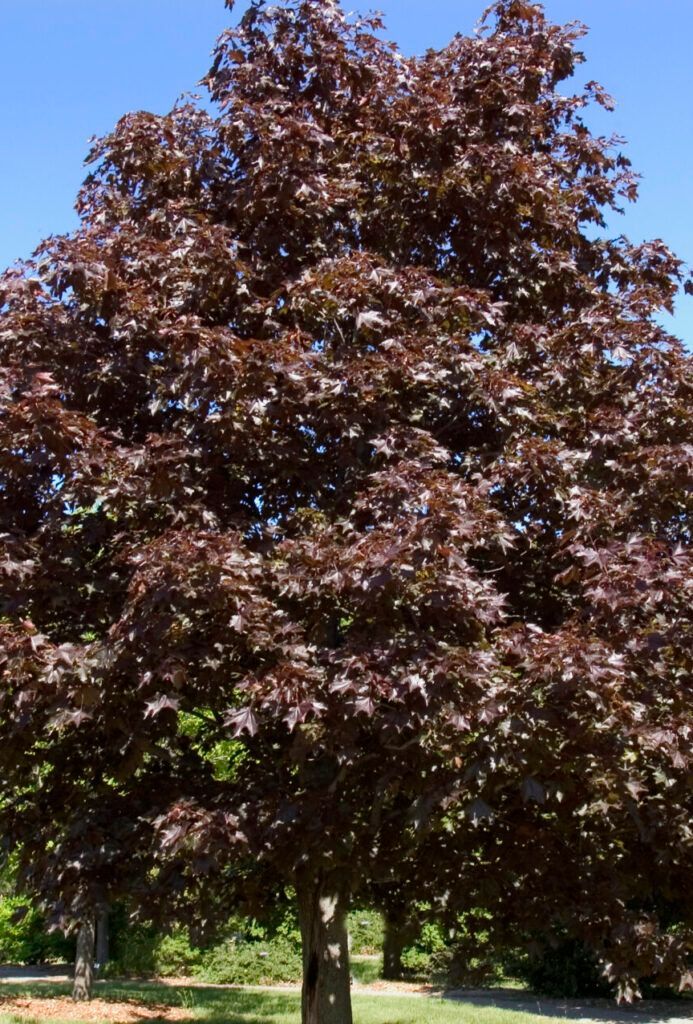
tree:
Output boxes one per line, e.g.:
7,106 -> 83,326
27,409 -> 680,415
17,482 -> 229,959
1,0 -> 692,1018
0,764 -> 159,998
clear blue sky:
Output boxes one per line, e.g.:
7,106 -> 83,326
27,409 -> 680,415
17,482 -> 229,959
1,1 -> 691,342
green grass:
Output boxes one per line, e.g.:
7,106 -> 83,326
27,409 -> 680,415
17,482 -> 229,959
350,956 -> 382,985
0,979 -> 570,1024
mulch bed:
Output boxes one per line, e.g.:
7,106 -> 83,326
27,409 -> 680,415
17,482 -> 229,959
0,996 -> 189,1022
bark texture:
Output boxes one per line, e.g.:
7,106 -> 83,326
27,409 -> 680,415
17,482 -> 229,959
297,875 -> 352,1024
72,915 -> 95,1001
95,909 -> 109,968
382,916 -> 407,980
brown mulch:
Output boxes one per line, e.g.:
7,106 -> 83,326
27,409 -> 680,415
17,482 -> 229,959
0,996 -> 189,1022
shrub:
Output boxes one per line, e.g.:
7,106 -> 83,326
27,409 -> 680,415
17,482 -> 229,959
154,929 -> 205,976
105,922 -> 205,978
509,939 -> 611,998
395,920 -> 446,977
0,896 -> 73,965
103,923 -> 159,977
105,908 -> 302,985
197,933 -> 302,985
347,908 -> 383,956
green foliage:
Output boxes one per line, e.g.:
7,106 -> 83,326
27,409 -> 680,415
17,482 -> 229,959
508,940 -> 611,998
399,920 -> 447,976
197,933 -> 302,986
104,906 -> 385,986
0,896 -> 72,965
430,945 -> 508,989
154,929 -> 205,977
427,909 -> 510,989
105,919 -> 206,978
105,911 -> 302,985
104,923 -> 159,977
176,713 -> 248,782
348,908 -> 384,955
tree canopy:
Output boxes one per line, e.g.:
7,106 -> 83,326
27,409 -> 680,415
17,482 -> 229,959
1,0 -> 692,1017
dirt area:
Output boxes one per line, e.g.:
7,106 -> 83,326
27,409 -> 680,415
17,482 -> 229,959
0,996 -> 188,1023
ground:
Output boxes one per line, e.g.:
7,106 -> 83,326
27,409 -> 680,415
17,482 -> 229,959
2,977 -> 693,1024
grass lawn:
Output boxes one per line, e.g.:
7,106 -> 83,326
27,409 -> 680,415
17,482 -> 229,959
0,980 -> 568,1024
350,956 -> 382,985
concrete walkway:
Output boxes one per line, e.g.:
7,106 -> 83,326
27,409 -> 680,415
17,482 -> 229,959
0,965 -> 71,982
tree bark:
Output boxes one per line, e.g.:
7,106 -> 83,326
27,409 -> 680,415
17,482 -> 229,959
72,914 -> 95,1001
296,873 -> 353,1024
95,908 -> 109,969
382,914 -> 408,980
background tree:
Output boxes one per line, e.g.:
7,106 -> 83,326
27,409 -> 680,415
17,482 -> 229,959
1,0 -> 692,1020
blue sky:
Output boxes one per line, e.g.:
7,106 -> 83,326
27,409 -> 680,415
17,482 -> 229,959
1,1 -> 691,342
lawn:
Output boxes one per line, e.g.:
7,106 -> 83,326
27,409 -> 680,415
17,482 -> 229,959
0,980 -> 569,1024
350,956 -> 383,985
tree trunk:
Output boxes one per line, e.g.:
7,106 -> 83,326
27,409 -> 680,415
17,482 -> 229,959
95,909 -> 109,969
382,914 -> 408,980
72,914 -> 95,1001
296,873 -> 353,1024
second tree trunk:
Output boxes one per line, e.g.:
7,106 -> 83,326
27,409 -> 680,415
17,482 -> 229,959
382,915 -> 407,980
382,910 -> 419,980
95,908 -> 110,968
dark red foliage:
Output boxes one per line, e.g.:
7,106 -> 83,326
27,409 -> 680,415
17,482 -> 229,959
1,0 -> 692,1003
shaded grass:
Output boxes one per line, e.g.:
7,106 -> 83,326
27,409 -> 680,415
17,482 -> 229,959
0,979 -> 569,1024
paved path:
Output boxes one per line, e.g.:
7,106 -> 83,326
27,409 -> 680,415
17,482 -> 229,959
444,988 -> 693,1024
2,966 -> 692,1023
0,966 -> 71,982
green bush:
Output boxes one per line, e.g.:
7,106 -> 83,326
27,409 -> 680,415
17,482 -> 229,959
106,906 -> 388,985
348,908 -> 383,956
428,944 -> 507,988
155,929 -> 205,976
0,896 -> 73,965
426,911 -> 508,989
104,923 -> 159,977
397,920 -> 446,976
197,933 -> 302,985
509,939 -> 611,998
105,923 -> 204,978
105,909 -> 302,985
